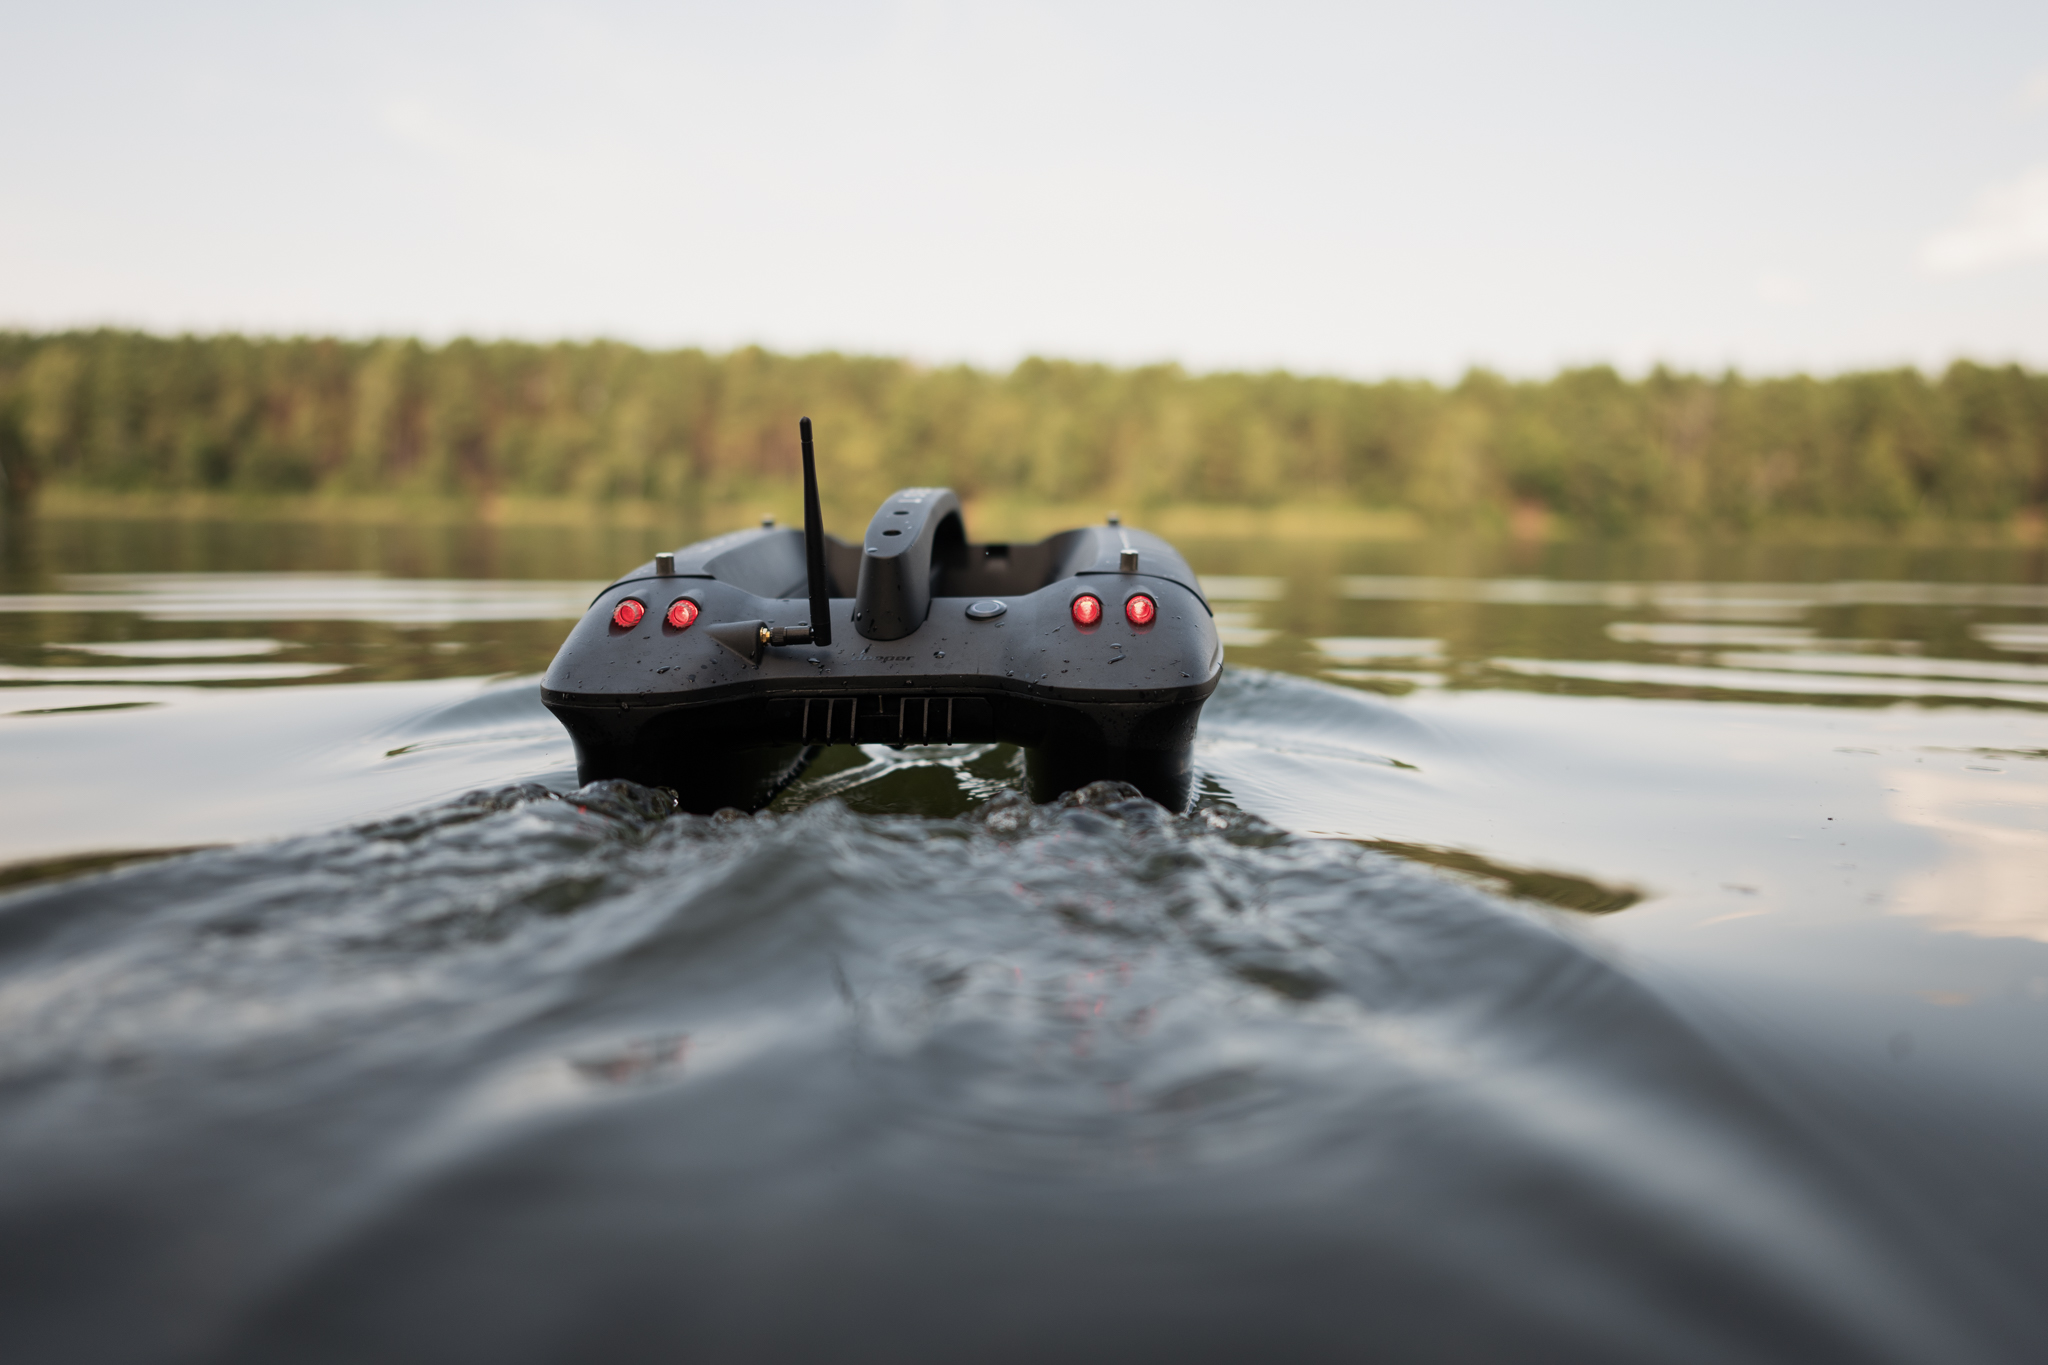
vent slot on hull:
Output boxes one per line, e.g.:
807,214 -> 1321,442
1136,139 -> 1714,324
781,694 -> 995,745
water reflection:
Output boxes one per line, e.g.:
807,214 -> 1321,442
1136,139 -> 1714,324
18,572 -> 605,622
1210,566 -> 2048,711
1887,766 -> 2048,943
1486,656 -> 2048,708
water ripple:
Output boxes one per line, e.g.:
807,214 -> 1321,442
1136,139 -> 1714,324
0,781 -> 2035,1363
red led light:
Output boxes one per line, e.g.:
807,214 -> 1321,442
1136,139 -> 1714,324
1125,593 -> 1156,626
1071,594 -> 1103,626
611,598 -> 646,629
665,598 -> 699,629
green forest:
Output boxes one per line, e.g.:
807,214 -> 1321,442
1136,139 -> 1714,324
2,329 -> 2044,532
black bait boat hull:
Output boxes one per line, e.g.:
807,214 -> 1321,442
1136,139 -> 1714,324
541,422 -> 1222,812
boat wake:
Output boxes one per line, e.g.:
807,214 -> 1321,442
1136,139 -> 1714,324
0,777 -> 2035,1362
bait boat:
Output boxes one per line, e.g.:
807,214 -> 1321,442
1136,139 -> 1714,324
541,420 -> 1222,812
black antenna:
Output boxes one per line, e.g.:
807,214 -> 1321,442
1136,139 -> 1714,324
800,417 -> 832,647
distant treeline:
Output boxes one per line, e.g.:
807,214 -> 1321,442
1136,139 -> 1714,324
2,329 -> 2045,529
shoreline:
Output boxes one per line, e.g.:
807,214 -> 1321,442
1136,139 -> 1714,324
13,486 -> 2046,547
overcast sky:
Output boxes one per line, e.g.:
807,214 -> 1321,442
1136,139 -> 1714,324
3,0 -> 2046,379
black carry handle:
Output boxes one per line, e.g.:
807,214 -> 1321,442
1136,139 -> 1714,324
800,417 -> 832,647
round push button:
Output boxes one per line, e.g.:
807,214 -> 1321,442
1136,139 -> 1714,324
966,599 -> 1008,620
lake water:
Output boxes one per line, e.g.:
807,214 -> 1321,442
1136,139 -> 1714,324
3,515 -> 2046,1363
